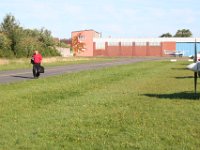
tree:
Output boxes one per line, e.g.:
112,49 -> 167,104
0,14 -> 22,56
160,33 -> 172,37
16,36 -> 42,57
60,38 -> 71,45
174,29 -> 192,37
0,14 -> 67,58
71,33 -> 85,56
0,32 -> 13,57
0,32 -> 11,50
38,28 -> 55,48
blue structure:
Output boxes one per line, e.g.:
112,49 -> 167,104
176,42 -> 200,56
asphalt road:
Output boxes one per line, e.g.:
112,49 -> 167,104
0,57 -> 162,84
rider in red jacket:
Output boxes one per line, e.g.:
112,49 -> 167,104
32,50 -> 43,78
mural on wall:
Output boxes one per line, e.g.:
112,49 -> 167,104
71,33 -> 85,56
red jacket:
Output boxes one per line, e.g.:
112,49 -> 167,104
33,53 -> 42,64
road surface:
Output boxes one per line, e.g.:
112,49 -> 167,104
0,57 -> 162,84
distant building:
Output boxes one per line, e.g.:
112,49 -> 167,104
71,30 -> 101,56
71,29 -> 200,57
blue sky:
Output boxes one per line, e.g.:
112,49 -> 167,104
0,0 -> 200,38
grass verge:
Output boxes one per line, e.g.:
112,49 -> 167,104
0,60 -> 200,149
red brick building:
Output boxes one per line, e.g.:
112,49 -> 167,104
71,29 -> 198,57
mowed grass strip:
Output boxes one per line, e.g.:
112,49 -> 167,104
0,60 -> 200,149
0,57 -> 114,71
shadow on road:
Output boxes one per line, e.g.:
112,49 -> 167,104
11,75 -> 34,79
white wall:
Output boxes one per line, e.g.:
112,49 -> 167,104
56,47 -> 71,57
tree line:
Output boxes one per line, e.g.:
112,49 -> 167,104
0,14 -> 62,58
160,29 -> 193,37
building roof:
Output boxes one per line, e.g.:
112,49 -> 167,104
93,37 -> 200,43
71,29 -> 100,34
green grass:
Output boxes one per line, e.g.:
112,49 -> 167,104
0,60 -> 200,149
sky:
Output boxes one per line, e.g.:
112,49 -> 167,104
0,0 -> 200,39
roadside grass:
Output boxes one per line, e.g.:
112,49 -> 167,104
0,60 -> 200,149
0,57 -> 114,71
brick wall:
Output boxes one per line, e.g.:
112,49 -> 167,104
93,42 -> 166,57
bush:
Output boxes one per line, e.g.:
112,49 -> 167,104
40,47 -> 61,57
0,49 -> 14,58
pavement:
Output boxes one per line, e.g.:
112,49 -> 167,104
0,57 -> 162,84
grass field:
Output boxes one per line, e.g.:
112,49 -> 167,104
0,59 -> 200,149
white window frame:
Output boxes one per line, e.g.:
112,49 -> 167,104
78,35 -> 85,41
